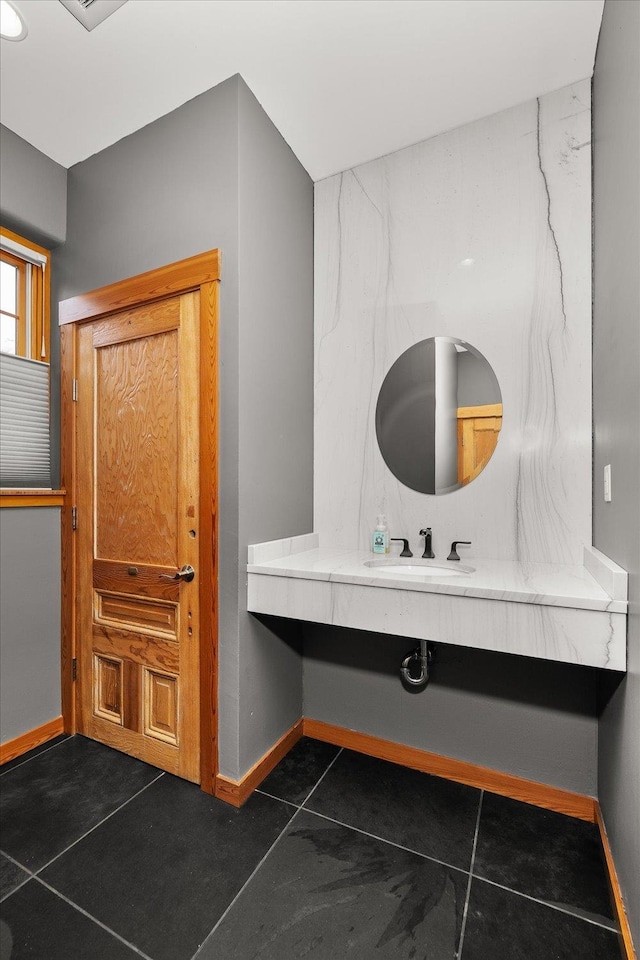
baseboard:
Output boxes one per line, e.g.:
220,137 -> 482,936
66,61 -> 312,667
215,719 -> 304,807
596,804 -> 637,960
0,716 -> 65,766
302,718 -> 597,823
213,714 -> 598,823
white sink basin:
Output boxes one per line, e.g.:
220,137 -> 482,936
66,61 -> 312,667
365,558 -> 474,578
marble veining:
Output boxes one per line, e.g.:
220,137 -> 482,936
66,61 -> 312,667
314,81 -> 592,566
248,541 -> 627,614
247,536 -> 627,671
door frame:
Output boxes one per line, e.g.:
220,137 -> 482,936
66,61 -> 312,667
59,250 -> 220,794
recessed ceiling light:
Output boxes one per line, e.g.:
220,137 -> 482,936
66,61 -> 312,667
459,258 -> 475,267
0,0 -> 27,41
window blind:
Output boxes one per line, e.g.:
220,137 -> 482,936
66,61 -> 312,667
0,352 -> 51,488
0,233 -> 48,267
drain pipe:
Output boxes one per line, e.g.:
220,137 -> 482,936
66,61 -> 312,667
400,641 -> 433,689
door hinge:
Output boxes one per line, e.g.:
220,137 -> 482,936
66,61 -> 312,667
72,379 -> 78,402
71,506 -> 78,530
72,658 -> 77,681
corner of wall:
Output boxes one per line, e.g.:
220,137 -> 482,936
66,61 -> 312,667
0,124 -> 67,246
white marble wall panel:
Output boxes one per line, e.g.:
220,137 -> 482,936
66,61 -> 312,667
315,81 -> 592,565
247,533 -> 319,565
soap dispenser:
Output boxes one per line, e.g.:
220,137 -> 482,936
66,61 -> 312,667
372,515 -> 390,554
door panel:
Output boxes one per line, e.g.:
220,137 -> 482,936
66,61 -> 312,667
457,403 -> 503,487
96,330 -> 179,565
76,292 -> 200,782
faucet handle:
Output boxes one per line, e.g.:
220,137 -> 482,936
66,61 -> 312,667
391,538 -> 413,558
448,541 -> 471,561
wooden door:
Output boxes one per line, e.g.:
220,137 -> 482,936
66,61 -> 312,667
457,403 -> 503,486
75,292 -> 201,782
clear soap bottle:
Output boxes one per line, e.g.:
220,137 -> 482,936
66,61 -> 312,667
372,514 -> 390,554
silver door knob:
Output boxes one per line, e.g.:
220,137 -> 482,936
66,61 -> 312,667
159,564 -> 195,583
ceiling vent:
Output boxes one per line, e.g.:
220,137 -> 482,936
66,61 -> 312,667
58,0 -> 128,32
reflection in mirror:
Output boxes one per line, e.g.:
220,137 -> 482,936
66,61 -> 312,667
375,338 -> 502,495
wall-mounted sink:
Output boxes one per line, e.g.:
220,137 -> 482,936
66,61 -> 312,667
248,536 -> 628,670
365,558 -> 474,578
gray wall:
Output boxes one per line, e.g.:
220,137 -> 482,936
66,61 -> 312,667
593,0 -> 640,944
303,626 -> 598,794
234,81 -> 312,774
0,129 -> 67,745
0,509 -> 61,741
53,75 -> 313,780
0,125 -> 67,247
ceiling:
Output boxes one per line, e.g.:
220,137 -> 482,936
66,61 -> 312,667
1,0 -> 604,181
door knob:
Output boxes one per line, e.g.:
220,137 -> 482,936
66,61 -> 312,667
159,564 -> 195,583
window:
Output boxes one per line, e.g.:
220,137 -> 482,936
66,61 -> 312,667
1,251 -> 27,355
0,228 -> 49,362
0,227 -> 52,490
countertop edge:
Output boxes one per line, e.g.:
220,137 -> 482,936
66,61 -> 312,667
247,538 -> 628,615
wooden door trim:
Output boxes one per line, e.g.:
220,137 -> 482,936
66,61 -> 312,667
58,250 -> 221,326
456,403 -> 503,420
198,279 -> 219,795
60,251 -> 220,794
60,322 -> 77,734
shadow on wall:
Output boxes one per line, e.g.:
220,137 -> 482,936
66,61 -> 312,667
596,671 -> 627,716
252,614 -> 304,655
302,624 -> 597,719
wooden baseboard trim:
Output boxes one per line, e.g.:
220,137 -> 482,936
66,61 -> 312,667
0,716 -> 65,766
596,804 -> 637,960
215,719 -> 304,808
213,715 -> 599,824
302,718 -> 597,823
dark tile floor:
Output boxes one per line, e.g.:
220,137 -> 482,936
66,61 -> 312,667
0,735 -> 622,960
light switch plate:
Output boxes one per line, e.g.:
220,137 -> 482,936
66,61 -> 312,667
604,464 -> 612,502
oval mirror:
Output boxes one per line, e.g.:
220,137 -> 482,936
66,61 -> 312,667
375,337 -> 502,495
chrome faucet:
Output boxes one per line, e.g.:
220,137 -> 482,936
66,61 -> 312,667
419,527 -> 435,559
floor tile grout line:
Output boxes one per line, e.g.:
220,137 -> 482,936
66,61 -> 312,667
0,873 -> 32,904
0,736 -> 71,777
300,805 -> 470,877
255,788 -> 303,811
0,848 -> 36,902
220,782 -> 618,938
34,875 -> 156,960
32,771 -> 165,876
254,745 -> 347,811
0,849 -> 35,875
190,806 -> 306,960
298,746 -> 344,808
457,789 -> 484,960
470,873 -> 620,933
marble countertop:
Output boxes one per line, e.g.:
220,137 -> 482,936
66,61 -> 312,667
247,535 -> 627,614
